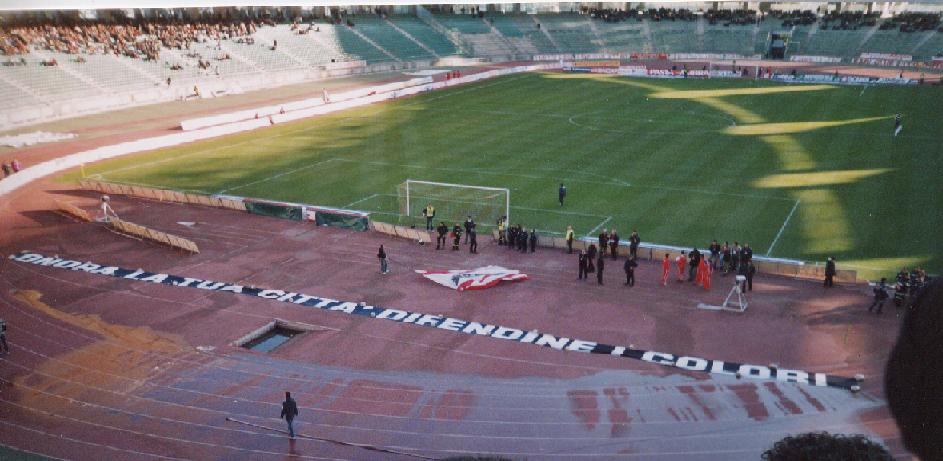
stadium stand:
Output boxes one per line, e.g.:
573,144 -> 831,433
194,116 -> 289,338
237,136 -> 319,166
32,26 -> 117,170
1,6 -> 941,126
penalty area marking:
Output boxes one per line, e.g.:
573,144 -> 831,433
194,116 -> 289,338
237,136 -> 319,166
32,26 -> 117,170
766,199 -> 800,257
586,216 -> 613,237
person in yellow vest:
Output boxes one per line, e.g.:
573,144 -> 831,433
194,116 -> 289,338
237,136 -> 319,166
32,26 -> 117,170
497,216 -> 506,245
422,203 -> 435,230
565,225 -> 575,254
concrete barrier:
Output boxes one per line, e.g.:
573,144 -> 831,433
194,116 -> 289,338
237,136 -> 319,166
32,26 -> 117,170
54,199 -> 92,222
111,218 -> 199,253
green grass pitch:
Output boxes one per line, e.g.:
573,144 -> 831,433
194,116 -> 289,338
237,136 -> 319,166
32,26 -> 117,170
69,72 -> 943,277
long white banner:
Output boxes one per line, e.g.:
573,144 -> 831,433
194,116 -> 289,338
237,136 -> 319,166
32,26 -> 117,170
8,251 -> 858,391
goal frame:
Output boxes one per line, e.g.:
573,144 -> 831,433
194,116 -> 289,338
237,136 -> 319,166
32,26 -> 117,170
404,179 -> 510,225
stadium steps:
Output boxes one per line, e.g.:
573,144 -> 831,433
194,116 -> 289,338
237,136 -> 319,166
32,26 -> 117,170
2,56 -> 98,102
344,23 -> 401,62
0,71 -> 43,108
415,7 -> 470,55
265,26 -> 340,67
346,16 -> 428,61
482,17 -> 529,56
110,53 -> 165,86
909,30 -> 940,58
594,21 -> 647,54
330,23 -> 399,63
30,49 -> 105,93
538,14 -> 598,54
584,19 -> 609,53
530,15 -> 563,53
390,15 -> 459,56
385,18 -> 441,59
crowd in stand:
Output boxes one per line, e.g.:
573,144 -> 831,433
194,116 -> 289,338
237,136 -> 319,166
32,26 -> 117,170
0,18 -> 267,62
585,7 -> 697,23
770,10 -> 818,27
703,9 -> 760,26
820,11 -> 880,30
584,6 -> 942,32
880,13 -> 942,32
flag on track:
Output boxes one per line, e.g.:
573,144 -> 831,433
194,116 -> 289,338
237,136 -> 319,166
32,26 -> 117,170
415,266 -> 528,291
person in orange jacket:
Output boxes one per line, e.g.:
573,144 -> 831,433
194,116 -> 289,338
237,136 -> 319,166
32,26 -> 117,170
661,253 -> 671,286
698,256 -> 711,290
676,251 -> 687,282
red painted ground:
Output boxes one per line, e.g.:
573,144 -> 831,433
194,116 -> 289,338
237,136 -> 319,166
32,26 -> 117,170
0,64 -> 919,460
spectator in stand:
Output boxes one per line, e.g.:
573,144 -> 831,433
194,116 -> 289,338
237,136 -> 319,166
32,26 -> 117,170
11,159 -> 21,172
2,162 -> 11,178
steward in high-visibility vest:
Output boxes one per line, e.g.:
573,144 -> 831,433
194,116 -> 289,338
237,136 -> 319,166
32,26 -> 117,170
422,204 -> 435,230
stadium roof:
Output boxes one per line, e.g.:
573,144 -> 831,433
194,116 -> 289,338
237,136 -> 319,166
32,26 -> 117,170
2,0 -> 943,12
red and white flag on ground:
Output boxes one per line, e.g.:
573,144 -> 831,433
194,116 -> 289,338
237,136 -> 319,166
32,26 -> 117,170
415,266 -> 528,291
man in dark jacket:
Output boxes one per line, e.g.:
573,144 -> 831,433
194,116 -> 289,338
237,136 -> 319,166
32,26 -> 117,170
688,248 -> 701,282
629,230 -> 641,258
598,229 -> 609,254
528,229 -> 537,253
578,250 -> 588,280
709,240 -> 721,269
609,229 -> 619,260
436,222 -> 448,250
558,183 -> 567,206
746,261 -> 756,291
623,257 -> 637,286
721,241 -> 731,275
469,229 -> 477,254
587,244 -> 597,273
280,391 -> 299,438
596,254 -> 605,285
463,216 -> 475,244
824,257 -> 836,287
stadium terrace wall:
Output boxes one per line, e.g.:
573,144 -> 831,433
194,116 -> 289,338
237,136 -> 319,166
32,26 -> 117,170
0,58 -> 436,131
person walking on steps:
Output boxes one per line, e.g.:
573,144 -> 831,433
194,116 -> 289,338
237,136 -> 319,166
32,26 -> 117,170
377,245 -> 389,274
0,318 -> 9,354
280,392 -> 299,438
624,257 -> 637,287
596,254 -> 605,285
824,257 -> 836,288
578,250 -> 588,280
869,278 -> 889,314
565,225 -> 574,254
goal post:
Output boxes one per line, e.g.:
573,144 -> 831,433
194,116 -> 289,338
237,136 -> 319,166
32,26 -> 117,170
398,179 -> 510,227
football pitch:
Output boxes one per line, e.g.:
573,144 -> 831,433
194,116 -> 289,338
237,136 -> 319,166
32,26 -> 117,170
69,72 -> 943,277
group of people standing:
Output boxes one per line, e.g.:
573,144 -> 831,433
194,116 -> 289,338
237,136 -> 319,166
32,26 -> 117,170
498,216 -> 537,253
575,228 -> 642,286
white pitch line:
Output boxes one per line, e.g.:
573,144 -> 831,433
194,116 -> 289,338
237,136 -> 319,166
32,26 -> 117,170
217,158 -> 339,194
766,199 -> 800,257
342,193 -> 380,209
585,216 -> 613,237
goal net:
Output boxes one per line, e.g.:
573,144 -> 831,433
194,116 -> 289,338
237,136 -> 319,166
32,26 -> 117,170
397,179 -> 510,227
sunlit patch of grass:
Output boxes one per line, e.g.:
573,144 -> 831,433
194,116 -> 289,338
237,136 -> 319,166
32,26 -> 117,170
650,85 -> 836,99
724,116 -> 890,136
753,169 -> 892,189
